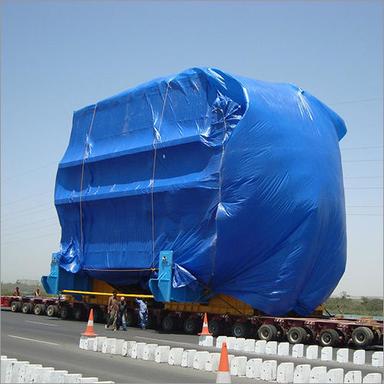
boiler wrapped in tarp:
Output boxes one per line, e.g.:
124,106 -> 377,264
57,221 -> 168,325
53,67 -> 347,316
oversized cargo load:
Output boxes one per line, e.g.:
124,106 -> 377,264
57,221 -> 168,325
50,67 -> 346,316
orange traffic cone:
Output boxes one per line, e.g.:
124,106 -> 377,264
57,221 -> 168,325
216,341 -> 231,383
198,313 -> 212,336
82,308 -> 98,337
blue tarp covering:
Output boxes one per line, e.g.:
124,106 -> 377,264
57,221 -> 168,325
54,67 -> 346,315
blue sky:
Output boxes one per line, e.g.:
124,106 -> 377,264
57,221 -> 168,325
1,0 -> 382,297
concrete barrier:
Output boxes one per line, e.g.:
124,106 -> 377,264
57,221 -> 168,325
198,335 -> 214,347
110,339 -> 125,355
86,338 -> 97,352
353,350 -> 366,365
293,364 -> 311,383
226,337 -> 236,350
79,336 -> 88,350
292,344 -> 304,358
181,349 -> 197,368
260,360 -> 277,381
230,356 -> 247,376
277,342 -> 290,356
244,339 -> 255,352
321,346 -> 333,361
363,373 -> 382,383
255,340 -> 267,354
168,348 -> 184,366
10,360 -> 29,383
265,341 -> 278,355
371,352 -> 383,367
306,345 -> 318,360
2,358 -> 17,383
24,363 -> 43,383
132,342 -> 146,359
122,341 -> 136,357
205,352 -> 221,372
94,337 -> 107,352
246,358 -> 262,379
336,348 -> 349,363
277,362 -> 294,384
192,351 -> 210,370
46,369 -> 68,383
309,366 -> 327,383
30,367 -> 54,383
216,336 -> 227,349
155,346 -> 171,363
80,377 -> 99,383
234,338 -> 246,351
344,370 -> 363,383
102,338 -> 117,354
64,373 -> 83,383
143,344 -> 158,361
326,368 -> 344,383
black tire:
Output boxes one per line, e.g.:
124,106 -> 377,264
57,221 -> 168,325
183,316 -> 201,335
33,304 -> 45,316
11,301 -> 21,312
73,306 -> 86,321
161,315 -> 176,332
352,327 -> 374,348
232,322 -> 250,338
21,303 -> 33,314
93,308 -> 105,323
208,319 -> 225,337
46,305 -> 57,317
125,310 -> 137,327
59,306 -> 71,320
287,327 -> 307,344
319,328 -> 340,347
258,324 -> 278,341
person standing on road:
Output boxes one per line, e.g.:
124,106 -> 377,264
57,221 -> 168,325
118,296 -> 128,331
34,287 -> 41,297
105,291 -> 119,330
135,298 -> 148,330
13,287 -> 21,296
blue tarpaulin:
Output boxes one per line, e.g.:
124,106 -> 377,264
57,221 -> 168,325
54,67 -> 346,315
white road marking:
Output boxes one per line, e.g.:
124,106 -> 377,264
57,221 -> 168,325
25,320 -> 59,327
8,335 -> 59,346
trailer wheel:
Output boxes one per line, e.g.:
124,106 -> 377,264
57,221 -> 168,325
183,316 -> 201,335
60,306 -> 71,320
287,327 -> 307,344
33,304 -> 45,316
22,303 -> 33,314
319,328 -> 340,347
258,324 -> 278,341
161,315 -> 176,332
232,322 -> 250,338
11,301 -> 22,312
73,306 -> 86,321
208,319 -> 225,337
352,327 -> 374,348
46,305 -> 57,317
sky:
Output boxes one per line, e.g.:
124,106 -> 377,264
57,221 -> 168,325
1,0 -> 383,297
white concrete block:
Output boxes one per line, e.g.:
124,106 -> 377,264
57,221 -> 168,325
24,363 -> 43,383
49,370 -> 69,383
168,348 -> 184,366
97,382 -> 115,384
216,336 -> 227,349
353,350 -> 365,365
234,338 -> 246,351
372,351 -> 383,367
337,348 -> 349,363
79,336 -> 87,349
292,344 -> 304,358
155,345 -> 171,363
198,335 -> 214,347
111,339 -> 125,355
86,338 -> 97,352
278,342 -> 290,356
344,370 -> 362,383
64,373 -> 83,383
265,341 -> 278,355
277,362 -> 295,383
94,337 -> 107,352
226,337 -> 236,350
246,358 -> 263,379
363,373 -> 382,383
2,358 -> 17,383
205,353 -> 221,372
192,351 -> 210,370
131,342 -> 146,359
80,377 -> 99,383
306,345 -> 319,360
261,360 -> 278,381
327,368 -> 344,383
255,340 -> 267,354
142,344 -> 158,361
31,367 -> 54,383
293,364 -> 311,383
121,341 -> 136,357
309,366 -> 327,383
244,339 -> 255,352
181,349 -> 197,368
102,338 -> 116,354
230,356 -> 247,376
321,347 -> 333,361
10,360 -> 29,383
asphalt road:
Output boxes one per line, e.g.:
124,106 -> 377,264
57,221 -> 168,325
1,310 -> 259,383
